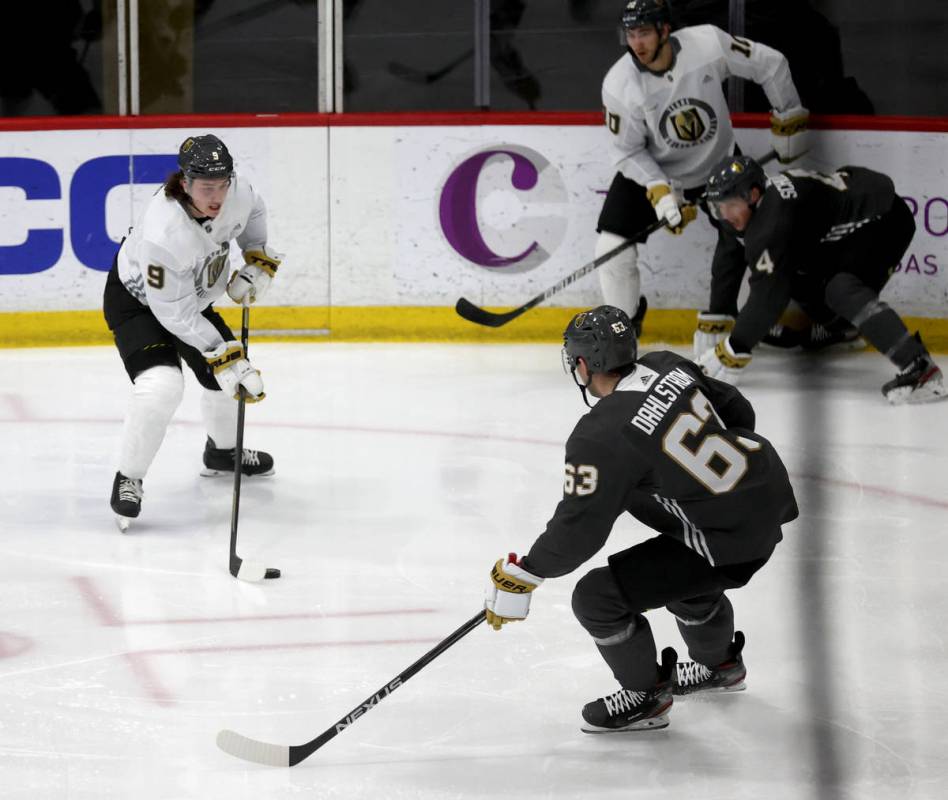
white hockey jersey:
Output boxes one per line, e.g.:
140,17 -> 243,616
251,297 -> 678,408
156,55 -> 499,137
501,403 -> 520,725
117,175 -> 269,352
602,24 -> 801,190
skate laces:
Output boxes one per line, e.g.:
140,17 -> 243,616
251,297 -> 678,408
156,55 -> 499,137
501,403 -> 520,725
676,660 -> 714,687
117,477 -> 143,502
603,688 -> 648,715
241,449 -> 261,466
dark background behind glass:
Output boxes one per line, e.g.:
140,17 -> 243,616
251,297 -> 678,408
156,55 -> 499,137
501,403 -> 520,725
1,0 -> 945,117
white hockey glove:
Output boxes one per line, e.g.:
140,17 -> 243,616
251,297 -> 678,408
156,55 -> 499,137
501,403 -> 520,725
770,106 -> 810,163
203,341 -> 265,402
694,312 -> 736,358
485,553 -> 544,631
646,182 -> 696,235
696,338 -> 752,386
227,248 -> 282,304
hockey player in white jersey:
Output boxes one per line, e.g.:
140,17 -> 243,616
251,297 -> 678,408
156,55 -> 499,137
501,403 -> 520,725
596,0 -> 808,338
103,134 -> 282,530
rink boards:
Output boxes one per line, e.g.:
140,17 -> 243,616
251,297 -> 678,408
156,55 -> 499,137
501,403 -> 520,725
0,113 -> 946,347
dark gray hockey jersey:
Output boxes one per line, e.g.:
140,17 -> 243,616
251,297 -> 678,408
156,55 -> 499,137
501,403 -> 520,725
523,351 -> 798,578
729,166 -> 897,350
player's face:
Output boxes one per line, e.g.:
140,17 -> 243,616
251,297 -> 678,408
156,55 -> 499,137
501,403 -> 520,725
713,197 -> 754,232
185,176 -> 231,218
625,24 -> 662,62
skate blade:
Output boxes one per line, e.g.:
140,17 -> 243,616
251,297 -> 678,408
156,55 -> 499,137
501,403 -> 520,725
581,713 -> 670,734
199,467 -> 275,477
886,383 -> 948,405
114,515 -> 133,533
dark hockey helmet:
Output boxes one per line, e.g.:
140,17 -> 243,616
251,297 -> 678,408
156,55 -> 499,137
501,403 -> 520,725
705,155 -> 767,205
621,0 -> 673,31
563,305 -> 638,375
178,134 -> 234,179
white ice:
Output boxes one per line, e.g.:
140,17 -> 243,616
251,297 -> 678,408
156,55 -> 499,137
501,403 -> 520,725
1,340 -> 947,799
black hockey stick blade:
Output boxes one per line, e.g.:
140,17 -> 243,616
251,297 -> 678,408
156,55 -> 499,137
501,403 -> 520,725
454,297 -> 529,327
216,610 -> 488,767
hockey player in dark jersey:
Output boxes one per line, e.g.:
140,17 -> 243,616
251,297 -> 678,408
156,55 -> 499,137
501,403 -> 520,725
484,306 -> 798,733
695,155 -> 946,404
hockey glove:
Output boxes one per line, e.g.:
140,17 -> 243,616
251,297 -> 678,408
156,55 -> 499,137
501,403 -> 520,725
204,341 -> 266,402
696,337 -> 752,386
646,182 -> 683,230
227,248 -> 282,304
770,106 -> 810,163
693,312 -> 736,358
485,553 -> 544,631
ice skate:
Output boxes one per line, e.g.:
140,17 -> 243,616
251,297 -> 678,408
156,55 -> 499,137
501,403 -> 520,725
200,436 -> 275,477
801,322 -> 863,352
110,471 -> 143,533
760,323 -> 802,349
581,647 -> 675,733
883,345 -> 947,405
673,631 -> 747,695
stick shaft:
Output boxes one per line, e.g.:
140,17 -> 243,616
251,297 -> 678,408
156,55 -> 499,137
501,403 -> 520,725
288,610 -> 487,764
228,305 -> 250,574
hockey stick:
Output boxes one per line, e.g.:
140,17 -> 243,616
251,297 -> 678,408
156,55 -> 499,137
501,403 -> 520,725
388,48 -> 474,85
455,149 -> 780,328
216,609 -> 487,766
455,218 -> 664,328
228,301 -> 281,582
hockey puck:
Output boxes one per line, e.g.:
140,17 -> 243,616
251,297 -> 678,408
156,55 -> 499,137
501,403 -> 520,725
264,568 -> 281,579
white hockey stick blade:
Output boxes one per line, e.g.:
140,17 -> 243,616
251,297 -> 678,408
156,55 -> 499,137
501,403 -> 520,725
217,729 -> 290,767
235,559 -> 269,582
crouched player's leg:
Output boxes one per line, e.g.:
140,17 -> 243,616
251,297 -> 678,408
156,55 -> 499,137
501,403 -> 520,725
667,594 -> 747,694
571,566 -> 675,733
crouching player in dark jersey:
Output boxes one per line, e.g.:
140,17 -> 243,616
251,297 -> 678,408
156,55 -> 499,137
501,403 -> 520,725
483,306 -> 798,733
695,155 -> 946,404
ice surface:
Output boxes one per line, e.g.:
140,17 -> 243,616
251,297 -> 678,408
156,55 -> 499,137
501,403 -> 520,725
1,341 -> 946,799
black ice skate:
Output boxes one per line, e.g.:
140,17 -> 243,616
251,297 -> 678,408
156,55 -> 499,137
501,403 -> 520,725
631,296 -> 648,339
200,437 -> 275,477
580,647 -> 675,733
760,323 -> 802,349
673,631 -> 747,695
801,322 -> 863,351
883,338 -> 947,405
111,471 -> 143,533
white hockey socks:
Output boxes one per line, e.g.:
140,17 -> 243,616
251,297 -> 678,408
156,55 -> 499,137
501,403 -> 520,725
118,366 -> 184,479
596,231 -> 640,319
201,387 -> 238,450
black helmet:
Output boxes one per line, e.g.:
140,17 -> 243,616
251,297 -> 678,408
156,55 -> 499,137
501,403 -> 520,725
178,134 -> 234,179
621,0 -> 673,31
705,155 -> 767,205
563,305 -> 638,375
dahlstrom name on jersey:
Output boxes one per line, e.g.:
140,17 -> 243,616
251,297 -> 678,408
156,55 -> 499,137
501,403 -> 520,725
630,367 -> 696,435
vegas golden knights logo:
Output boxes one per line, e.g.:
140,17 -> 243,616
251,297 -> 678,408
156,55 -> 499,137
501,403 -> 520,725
671,108 -> 705,142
